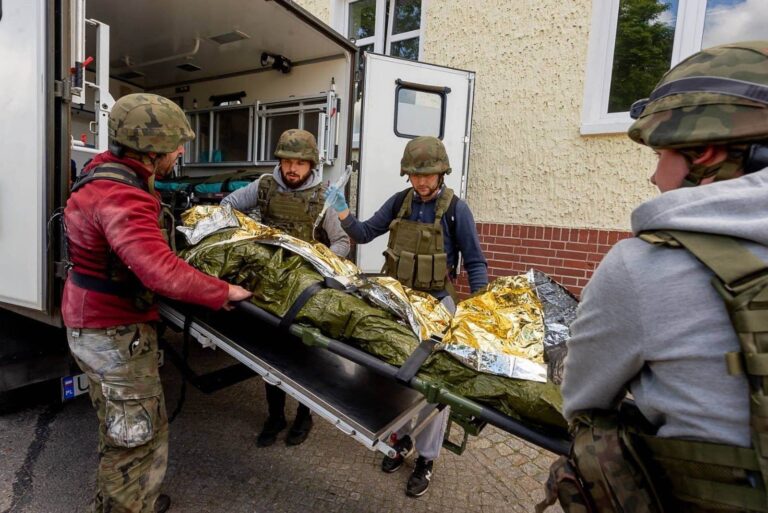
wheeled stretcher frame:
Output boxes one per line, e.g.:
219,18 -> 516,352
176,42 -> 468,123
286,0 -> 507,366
158,300 -> 570,458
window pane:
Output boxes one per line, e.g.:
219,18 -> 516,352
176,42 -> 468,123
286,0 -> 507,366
391,37 -> 420,61
266,114 -> 299,159
303,112 -> 320,140
607,0 -> 677,113
348,0 -> 377,40
213,108 -> 250,162
198,114 -> 211,163
392,0 -> 421,34
396,88 -> 442,138
702,0 -> 768,49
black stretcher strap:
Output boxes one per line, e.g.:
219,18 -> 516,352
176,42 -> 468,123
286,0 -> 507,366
279,282 -> 324,330
395,334 -> 442,386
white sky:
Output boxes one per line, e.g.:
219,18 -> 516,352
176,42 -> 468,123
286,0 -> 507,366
703,0 -> 768,48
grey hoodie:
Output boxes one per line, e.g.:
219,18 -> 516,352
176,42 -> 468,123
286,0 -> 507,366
221,165 -> 350,257
562,169 -> 768,447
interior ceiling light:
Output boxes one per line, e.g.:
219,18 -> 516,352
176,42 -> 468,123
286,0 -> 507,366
112,39 -> 201,71
177,63 -> 201,72
209,30 -> 250,45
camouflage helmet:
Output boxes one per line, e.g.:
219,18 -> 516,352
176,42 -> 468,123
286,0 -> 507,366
274,129 -> 319,165
109,93 -> 194,154
628,41 -> 768,149
400,136 -> 451,176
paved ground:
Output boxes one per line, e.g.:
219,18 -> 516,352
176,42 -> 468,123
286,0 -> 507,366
0,333 -> 563,513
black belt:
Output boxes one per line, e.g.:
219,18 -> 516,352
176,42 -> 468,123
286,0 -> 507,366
69,270 -> 135,297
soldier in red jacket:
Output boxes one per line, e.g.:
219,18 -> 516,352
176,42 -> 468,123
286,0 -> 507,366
62,93 -> 251,513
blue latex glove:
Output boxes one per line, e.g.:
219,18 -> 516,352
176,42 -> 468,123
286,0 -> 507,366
324,185 -> 348,212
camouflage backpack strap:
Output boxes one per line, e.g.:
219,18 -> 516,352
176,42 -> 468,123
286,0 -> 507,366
638,229 -> 768,511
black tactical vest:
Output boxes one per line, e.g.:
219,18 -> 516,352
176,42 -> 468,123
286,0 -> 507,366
67,162 -> 171,310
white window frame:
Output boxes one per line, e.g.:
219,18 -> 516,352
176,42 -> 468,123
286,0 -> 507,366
332,0 -> 427,60
581,0 -> 708,135
338,0 -> 388,53
385,0 -> 427,61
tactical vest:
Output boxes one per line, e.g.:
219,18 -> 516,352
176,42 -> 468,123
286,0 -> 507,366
256,174 -> 329,245
382,187 -> 456,294
539,230 -> 768,513
66,162 -> 172,310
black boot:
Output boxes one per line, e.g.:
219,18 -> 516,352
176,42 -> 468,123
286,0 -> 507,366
286,405 -> 313,446
257,415 -> 287,447
406,456 -> 433,497
154,494 -> 171,513
258,383 -> 288,447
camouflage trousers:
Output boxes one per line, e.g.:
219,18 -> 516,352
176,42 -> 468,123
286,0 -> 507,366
67,324 -> 168,513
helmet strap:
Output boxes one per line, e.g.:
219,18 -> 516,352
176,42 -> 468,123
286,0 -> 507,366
680,148 -> 745,186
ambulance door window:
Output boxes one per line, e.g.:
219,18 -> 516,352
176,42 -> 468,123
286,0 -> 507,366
394,85 -> 444,138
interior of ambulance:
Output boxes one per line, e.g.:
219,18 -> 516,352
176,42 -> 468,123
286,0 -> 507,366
71,0 -> 355,191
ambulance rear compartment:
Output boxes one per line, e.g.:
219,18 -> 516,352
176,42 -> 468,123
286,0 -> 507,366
71,0 -> 356,189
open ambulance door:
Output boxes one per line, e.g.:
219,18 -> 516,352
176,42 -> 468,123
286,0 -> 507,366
356,53 -> 475,273
0,0 -> 69,323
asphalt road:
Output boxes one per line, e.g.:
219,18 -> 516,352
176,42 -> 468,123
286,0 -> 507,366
0,333 -> 562,513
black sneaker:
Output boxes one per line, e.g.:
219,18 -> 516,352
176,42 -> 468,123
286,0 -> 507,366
406,456 -> 433,497
381,435 -> 414,473
256,415 -> 287,447
154,494 -> 171,513
286,414 -> 313,446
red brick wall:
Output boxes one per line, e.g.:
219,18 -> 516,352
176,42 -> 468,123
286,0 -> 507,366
455,223 -> 633,298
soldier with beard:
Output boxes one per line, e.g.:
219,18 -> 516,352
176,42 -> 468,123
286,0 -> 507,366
221,129 -> 350,447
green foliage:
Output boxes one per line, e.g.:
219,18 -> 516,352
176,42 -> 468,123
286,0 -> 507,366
608,0 -> 675,113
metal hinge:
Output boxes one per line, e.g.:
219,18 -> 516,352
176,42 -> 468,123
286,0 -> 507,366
54,80 -> 72,102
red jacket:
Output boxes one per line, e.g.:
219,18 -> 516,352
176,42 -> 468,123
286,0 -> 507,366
62,152 -> 229,328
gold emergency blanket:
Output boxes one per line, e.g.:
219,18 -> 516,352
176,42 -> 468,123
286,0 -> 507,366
441,275 -> 547,382
176,206 -> 566,431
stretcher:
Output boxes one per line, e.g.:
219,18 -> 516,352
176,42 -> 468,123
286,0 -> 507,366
158,299 -> 571,458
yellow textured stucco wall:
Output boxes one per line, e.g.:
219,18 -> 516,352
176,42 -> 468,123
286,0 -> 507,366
297,0 -> 658,230
296,0 -> 330,26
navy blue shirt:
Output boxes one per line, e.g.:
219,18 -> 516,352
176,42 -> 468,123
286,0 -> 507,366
340,187 -> 488,295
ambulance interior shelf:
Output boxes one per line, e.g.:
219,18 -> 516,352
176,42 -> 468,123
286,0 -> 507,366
158,297 -> 571,457
183,92 -> 338,168
155,170 -> 260,211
